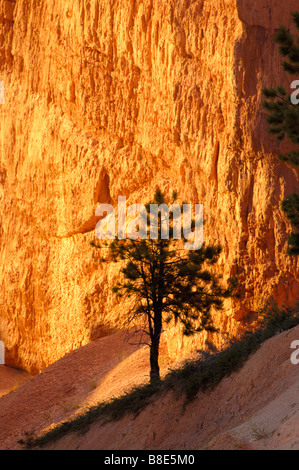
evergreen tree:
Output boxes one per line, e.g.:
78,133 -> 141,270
263,11 -> 299,255
92,190 -> 238,384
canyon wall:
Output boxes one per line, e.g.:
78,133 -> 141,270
0,0 -> 298,373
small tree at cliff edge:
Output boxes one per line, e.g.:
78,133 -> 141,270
263,11 -> 299,255
91,189 -> 238,384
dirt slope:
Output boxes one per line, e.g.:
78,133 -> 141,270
46,326 -> 299,451
0,366 -> 31,399
0,330 -> 173,450
0,326 -> 298,450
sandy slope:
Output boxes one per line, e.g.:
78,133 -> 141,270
45,326 -> 299,451
0,330 -> 173,450
0,366 -> 31,398
0,326 -> 298,450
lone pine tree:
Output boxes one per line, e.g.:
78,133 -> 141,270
263,11 -> 299,255
92,190 -> 238,384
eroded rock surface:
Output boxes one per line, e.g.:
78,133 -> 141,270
0,0 -> 298,373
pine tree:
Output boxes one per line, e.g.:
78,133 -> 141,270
263,11 -> 299,255
91,189 -> 238,384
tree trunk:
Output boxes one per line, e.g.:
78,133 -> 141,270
150,334 -> 161,385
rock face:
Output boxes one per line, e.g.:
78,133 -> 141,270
0,0 -> 298,374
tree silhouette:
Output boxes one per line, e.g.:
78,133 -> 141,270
91,189 -> 238,384
263,11 -> 299,255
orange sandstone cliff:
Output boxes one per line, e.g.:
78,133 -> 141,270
0,0 -> 298,374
